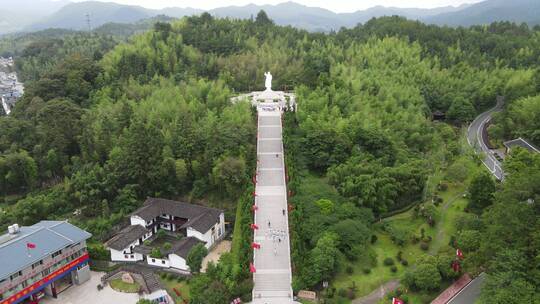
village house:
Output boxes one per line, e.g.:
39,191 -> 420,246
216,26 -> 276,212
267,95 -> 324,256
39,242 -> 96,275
106,198 -> 225,271
0,221 -> 92,304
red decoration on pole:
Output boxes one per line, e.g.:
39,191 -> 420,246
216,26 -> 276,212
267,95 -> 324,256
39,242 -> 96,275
252,191 -> 257,197
26,242 -> 36,249
251,205 -> 258,212
456,248 -> 464,259
250,262 -> 256,273
392,298 -> 405,304
250,223 -> 259,230
251,242 -> 261,249
452,260 -> 461,272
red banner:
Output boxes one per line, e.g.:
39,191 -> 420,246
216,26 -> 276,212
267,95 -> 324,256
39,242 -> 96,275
2,253 -> 89,304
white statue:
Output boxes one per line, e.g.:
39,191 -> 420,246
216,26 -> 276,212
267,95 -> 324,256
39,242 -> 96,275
264,71 -> 272,91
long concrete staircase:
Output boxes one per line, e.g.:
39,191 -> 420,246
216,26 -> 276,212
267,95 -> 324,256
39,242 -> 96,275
251,107 -> 297,304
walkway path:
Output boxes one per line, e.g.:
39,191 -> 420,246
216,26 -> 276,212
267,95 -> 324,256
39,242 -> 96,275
251,106 -> 296,304
467,99 -> 504,180
429,191 -> 465,255
352,279 -> 400,304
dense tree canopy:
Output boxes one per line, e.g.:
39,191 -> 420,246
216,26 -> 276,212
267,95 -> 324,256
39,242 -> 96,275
1,12 -> 539,303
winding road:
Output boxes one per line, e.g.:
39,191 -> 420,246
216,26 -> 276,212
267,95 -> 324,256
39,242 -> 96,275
466,99 -> 505,180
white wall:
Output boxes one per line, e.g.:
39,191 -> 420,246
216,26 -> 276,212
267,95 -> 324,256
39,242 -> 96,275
147,256 -> 170,268
143,289 -> 172,303
130,216 -> 146,227
110,248 -> 143,262
186,212 -> 225,248
169,254 -> 189,271
187,227 -> 209,247
142,231 -> 153,242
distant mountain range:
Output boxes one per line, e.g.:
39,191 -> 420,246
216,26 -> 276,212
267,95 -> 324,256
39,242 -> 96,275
26,1 -> 200,31
1,0 -> 539,35
424,0 -> 540,27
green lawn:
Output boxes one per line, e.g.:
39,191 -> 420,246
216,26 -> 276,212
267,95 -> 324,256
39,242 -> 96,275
159,276 -> 190,304
109,279 -> 141,293
332,183 -> 469,302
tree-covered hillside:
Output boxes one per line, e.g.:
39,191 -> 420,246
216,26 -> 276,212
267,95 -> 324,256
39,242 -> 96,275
0,12 -> 539,304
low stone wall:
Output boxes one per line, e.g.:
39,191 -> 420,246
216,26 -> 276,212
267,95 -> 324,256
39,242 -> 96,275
104,271 -> 148,293
431,273 -> 472,304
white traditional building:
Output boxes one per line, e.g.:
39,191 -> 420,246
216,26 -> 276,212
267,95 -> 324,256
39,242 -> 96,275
106,198 -> 225,271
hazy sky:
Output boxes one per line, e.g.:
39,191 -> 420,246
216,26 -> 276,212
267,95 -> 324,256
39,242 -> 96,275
71,0 -> 485,12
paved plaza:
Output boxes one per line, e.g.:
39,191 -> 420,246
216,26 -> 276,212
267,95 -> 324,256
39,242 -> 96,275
252,106 -> 297,304
41,271 -> 139,304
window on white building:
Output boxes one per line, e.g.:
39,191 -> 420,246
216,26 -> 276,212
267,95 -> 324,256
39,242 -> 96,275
10,271 -> 22,281
31,260 -> 43,269
152,259 -> 155,262
161,260 -> 165,264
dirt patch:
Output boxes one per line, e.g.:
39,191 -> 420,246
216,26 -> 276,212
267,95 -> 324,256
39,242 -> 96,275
201,240 -> 231,272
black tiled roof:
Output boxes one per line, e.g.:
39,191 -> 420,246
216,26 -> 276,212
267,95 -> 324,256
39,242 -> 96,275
174,237 -> 204,259
132,198 -> 222,233
133,236 -> 203,259
106,225 -> 148,251
503,137 -> 540,153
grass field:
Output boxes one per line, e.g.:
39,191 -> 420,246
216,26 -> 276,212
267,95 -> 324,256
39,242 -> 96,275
109,278 -> 141,293
332,183 -> 469,303
159,276 -> 191,304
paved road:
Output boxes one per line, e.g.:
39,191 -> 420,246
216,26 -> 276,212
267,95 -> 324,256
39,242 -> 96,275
251,106 -> 297,304
447,273 -> 486,304
467,100 -> 504,180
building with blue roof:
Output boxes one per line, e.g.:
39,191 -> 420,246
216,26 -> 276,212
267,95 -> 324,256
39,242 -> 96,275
0,221 -> 92,304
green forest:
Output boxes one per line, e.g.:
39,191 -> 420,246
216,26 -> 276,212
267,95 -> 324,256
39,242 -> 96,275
1,12 -> 539,304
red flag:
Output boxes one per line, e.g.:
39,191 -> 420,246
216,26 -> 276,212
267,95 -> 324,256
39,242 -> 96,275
452,260 -> 461,272
249,262 -> 256,273
250,223 -> 259,230
456,249 -> 464,259
27,242 -> 36,249
252,191 -> 257,197
392,298 -> 404,304
251,242 -> 261,249
251,204 -> 258,212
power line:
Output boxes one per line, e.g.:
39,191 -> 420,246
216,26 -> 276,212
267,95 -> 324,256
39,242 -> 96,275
85,13 -> 92,31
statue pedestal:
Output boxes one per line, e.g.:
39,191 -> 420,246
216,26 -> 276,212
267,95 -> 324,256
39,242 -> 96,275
231,89 -> 296,113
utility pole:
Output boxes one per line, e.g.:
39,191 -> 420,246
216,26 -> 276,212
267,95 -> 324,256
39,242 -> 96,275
85,13 -> 92,31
